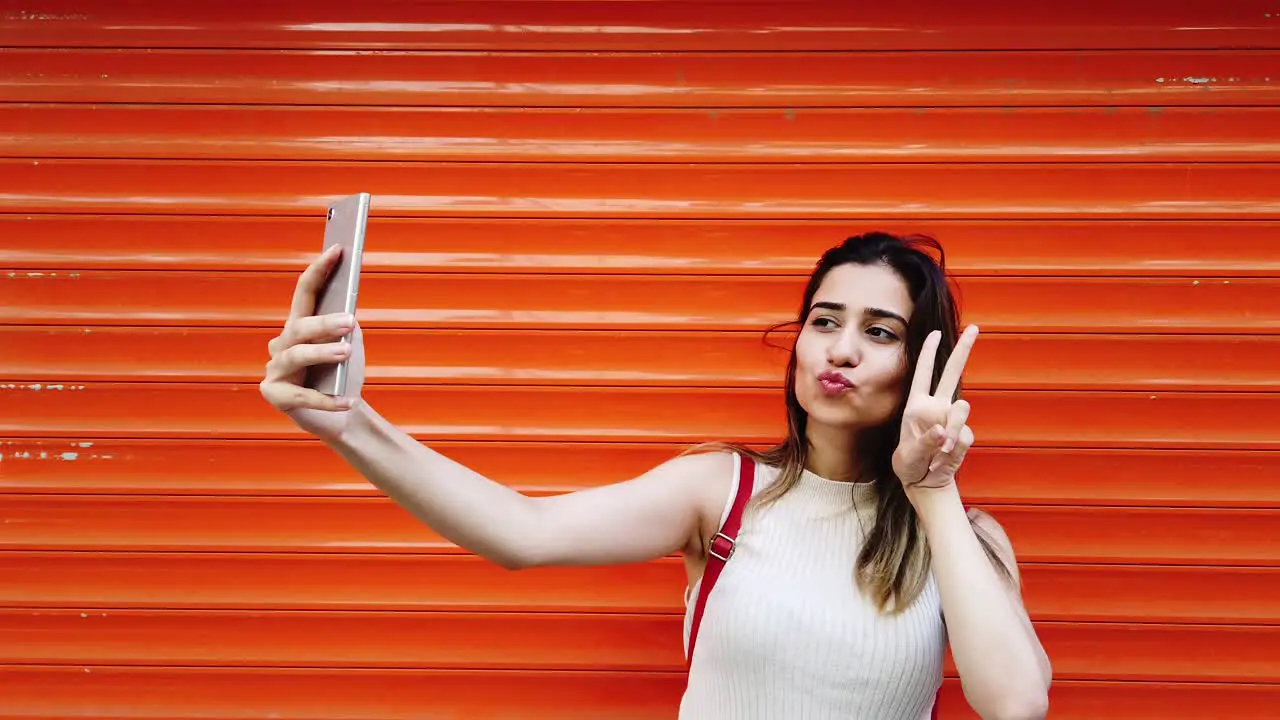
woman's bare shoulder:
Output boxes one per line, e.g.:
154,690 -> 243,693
666,448 -> 739,553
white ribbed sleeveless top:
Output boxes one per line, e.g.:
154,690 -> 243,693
679,454 -> 946,719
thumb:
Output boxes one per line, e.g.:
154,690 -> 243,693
897,424 -> 946,472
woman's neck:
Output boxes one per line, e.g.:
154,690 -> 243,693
803,422 -> 863,483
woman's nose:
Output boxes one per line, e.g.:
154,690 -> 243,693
825,332 -> 860,367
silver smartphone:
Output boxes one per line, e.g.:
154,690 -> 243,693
305,192 -> 370,397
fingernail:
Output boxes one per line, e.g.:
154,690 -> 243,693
335,397 -> 352,409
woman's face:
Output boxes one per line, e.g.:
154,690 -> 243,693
794,262 -> 913,432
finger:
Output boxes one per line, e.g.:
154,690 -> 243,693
269,340 -> 352,378
915,424 -> 946,451
260,379 -> 352,412
943,425 -> 975,470
279,312 -> 355,351
923,423 -> 947,459
941,399 -> 971,454
921,423 -> 946,472
287,244 -> 343,321
935,324 -> 979,401
929,423 -> 975,474
909,330 -> 942,398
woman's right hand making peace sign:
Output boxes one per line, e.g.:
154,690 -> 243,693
259,244 -> 366,443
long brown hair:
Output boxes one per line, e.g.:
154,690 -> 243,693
691,231 -> 1010,612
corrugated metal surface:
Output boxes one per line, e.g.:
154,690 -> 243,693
2,1 -> 1278,717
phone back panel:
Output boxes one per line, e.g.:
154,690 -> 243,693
306,192 -> 370,396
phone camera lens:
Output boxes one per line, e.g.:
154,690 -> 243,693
326,208 -> 334,221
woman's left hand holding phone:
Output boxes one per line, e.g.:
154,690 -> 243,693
259,244 -> 367,443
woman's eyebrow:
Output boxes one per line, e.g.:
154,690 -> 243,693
864,307 -> 908,326
809,302 -> 907,326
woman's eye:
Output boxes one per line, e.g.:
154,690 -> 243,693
811,316 -> 838,329
867,326 -> 899,341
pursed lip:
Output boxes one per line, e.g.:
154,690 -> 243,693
817,370 -> 855,395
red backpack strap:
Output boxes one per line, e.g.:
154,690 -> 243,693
686,453 -> 755,669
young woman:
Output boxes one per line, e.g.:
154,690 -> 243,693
260,232 -> 1052,719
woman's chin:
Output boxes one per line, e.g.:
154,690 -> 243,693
801,400 -> 887,432
798,381 -> 894,426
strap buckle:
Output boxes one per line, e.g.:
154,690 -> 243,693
708,531 -> 736,562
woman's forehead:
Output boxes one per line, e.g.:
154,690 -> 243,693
812,264 -> 913,317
